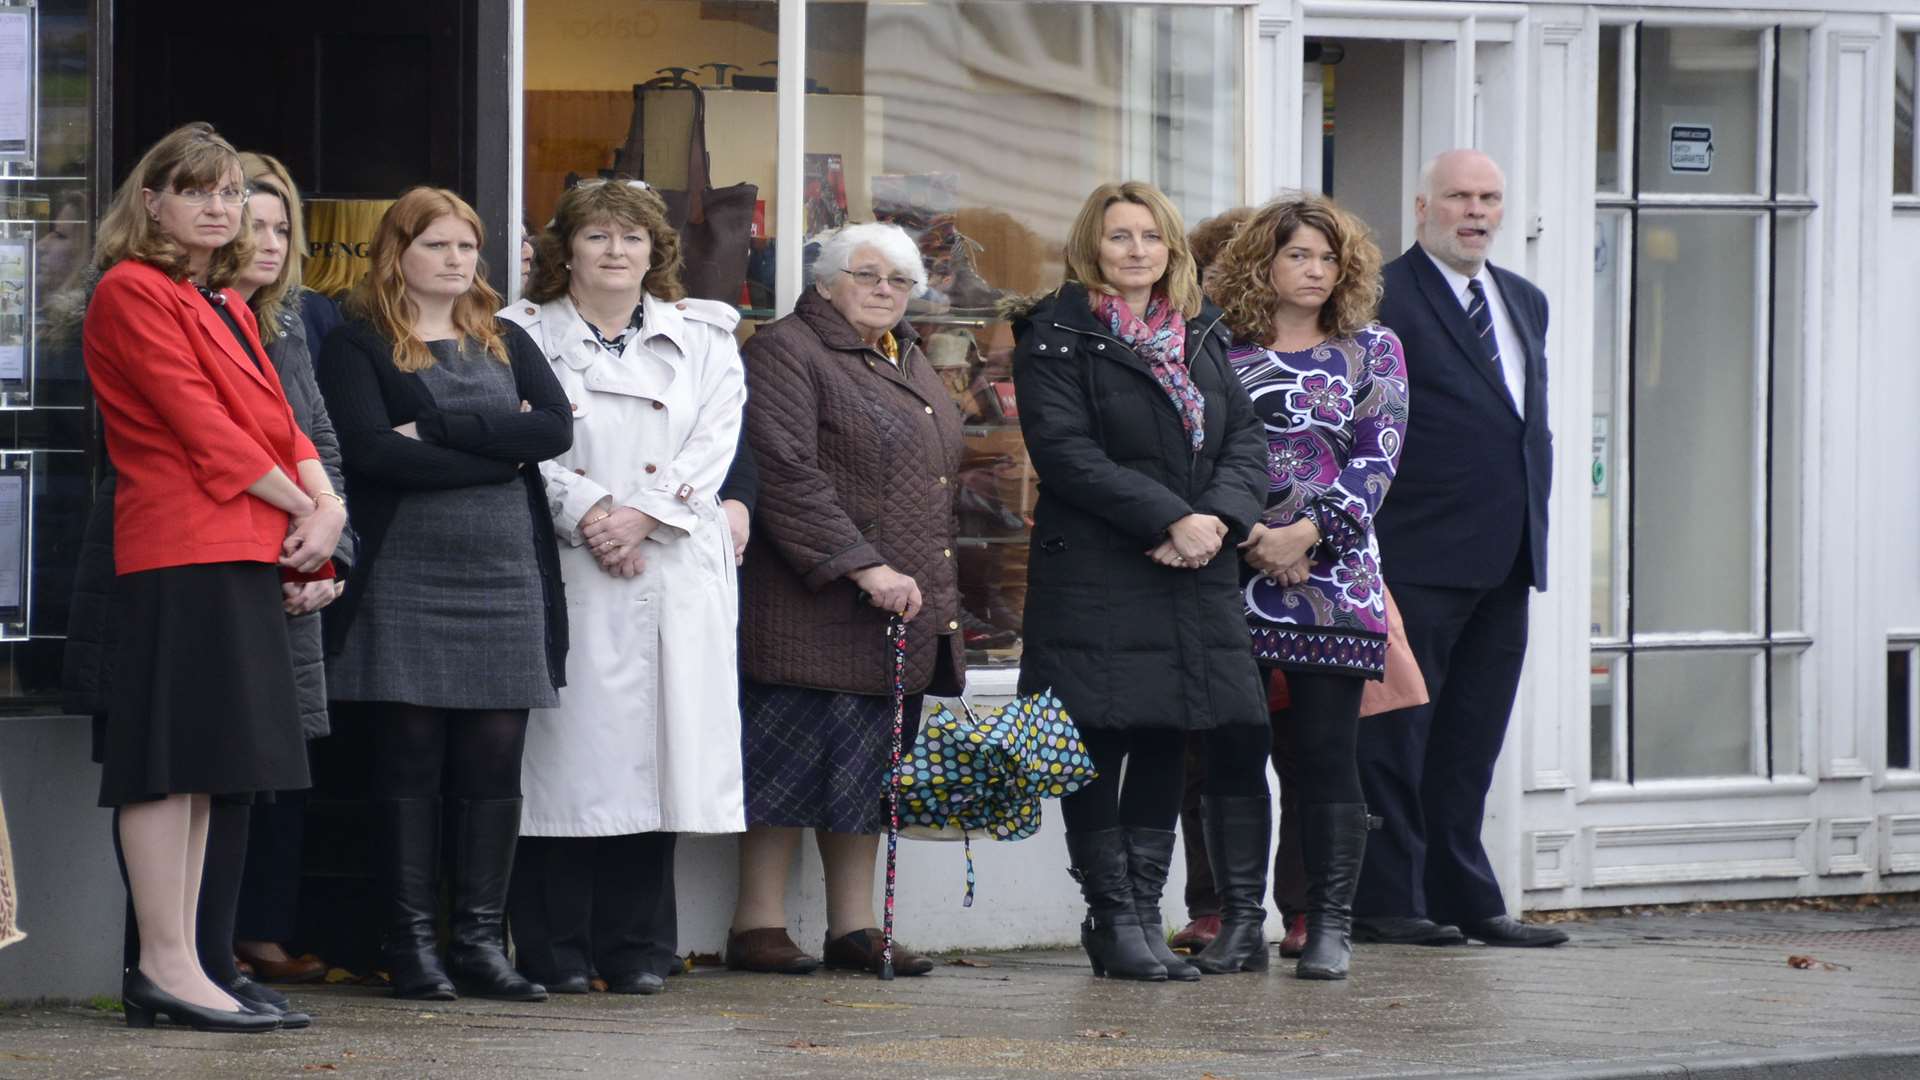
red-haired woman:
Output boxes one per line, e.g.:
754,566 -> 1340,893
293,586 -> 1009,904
316,188 -> 571,1002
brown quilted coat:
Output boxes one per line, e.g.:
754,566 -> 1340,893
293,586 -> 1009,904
739,290 -> 967,696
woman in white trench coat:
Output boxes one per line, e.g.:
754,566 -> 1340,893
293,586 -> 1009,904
501,180 -> 746,996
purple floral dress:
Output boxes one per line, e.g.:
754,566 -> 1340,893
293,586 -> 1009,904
1232,325 -> 1408,677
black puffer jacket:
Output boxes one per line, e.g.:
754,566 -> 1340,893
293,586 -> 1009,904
64,294 -> 357,736
1010,282 -> 1268,731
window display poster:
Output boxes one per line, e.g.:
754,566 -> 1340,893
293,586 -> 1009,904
803,154 -> 847,236
0,239 -> 27,382
0,470 -> 22,611
0,11 -> 27,157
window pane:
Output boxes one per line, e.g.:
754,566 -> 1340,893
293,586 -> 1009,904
1776,30 -> 1809,197
1771,213 -> 1806,632
810,2 -> 1244,667
522,0 -> 780,311
1597,25 -> 1623,192
1592,210 -> 1626,639
1632,212 -> 1760,634
1769,650 -> 1801,776
1633,650 -> 1758,779
1891,649 -> 1914,771
1637,28 -> 1764,197
1592,654 -> 1621,781
1898,32 -> 1916,196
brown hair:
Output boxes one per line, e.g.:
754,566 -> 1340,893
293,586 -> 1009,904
1210,193 -> 1383,343
344,187 -> 507,372
238,151 -> 307,343
525,181 -> 684,304
1062,181 -> 1201,318
93,122 -> 253,287
1188,206 -> 1255,282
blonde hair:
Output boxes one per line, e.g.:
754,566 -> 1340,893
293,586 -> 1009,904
93,122 -> 254,287
525,180 -> 684,304
1210,193 -> 1383,343
344,188 -> 507,372
1062,181 -> 1201,318
238,152 -> 306,343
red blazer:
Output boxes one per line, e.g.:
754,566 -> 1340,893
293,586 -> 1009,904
84,259 -> 321,575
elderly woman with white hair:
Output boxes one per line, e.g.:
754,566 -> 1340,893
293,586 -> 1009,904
726,222 -> 966,976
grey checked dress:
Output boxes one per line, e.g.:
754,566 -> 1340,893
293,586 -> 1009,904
326,339 -> 558,710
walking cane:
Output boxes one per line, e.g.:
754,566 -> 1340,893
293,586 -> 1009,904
880,614 -> 907,981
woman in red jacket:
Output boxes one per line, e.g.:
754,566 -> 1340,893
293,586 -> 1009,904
83,122 -> 344,1032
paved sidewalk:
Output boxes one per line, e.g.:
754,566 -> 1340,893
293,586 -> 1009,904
5,904 -> 1920,1079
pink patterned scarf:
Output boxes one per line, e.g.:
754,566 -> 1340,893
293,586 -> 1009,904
1091,290 -> 1205,451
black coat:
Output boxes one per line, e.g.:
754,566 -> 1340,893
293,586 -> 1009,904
64,293 -> 358,737
1371,245 -> 1552,590
1010,283 -> 1268,731
315,318 -> 572,688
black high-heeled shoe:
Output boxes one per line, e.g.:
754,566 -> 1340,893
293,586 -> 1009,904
121,970 -> 281,1033
234,993 -> 312,1031
226,975 -> 288,1009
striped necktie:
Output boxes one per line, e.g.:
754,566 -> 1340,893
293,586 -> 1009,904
1466,278 -> 1501,369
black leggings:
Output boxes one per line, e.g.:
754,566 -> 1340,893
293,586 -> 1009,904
370,704 -> 530,799
1280,669 -> 1365,805
1059,724 -> 1272,832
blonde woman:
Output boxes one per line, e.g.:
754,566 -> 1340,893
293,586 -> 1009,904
1008,182 -> 1269,981
316,188 -> 571,1002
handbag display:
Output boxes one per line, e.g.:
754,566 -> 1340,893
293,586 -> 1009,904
620,79 -> 758,304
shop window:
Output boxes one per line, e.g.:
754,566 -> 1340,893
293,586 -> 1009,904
805,1 -> 1245,668
1897,31 -> 1917,197
1589,25 -> 1811,782
1892,647 -> 1917,772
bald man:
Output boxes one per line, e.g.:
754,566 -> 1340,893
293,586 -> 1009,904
1354,150 -> 1566,948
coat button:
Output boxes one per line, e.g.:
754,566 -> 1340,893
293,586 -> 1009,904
570,403 -> 579,412
938,476 -> 948,486
573,468 -> 586,476
923,405 -> 933,414
1036,343 -> 1047,351
1096,343 -> 1106,350
676,302 -> 687,310
523,306 -> 535,315
943,548 -> 952,558
645,464 -> 657,474
947,620 -> 959,631
652,401 -> 664,410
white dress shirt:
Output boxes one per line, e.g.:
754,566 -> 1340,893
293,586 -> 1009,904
1422,246 -> 1526,419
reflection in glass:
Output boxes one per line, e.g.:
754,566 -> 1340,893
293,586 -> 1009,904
1636,28 -> 1764,197
1776,30 -> 1810,197
1632,212 -> 1760,634
1891,649 -> 1914,771
1771,213 -> 1806,632
1591,210 -> 1625,640
1591,655 -> 1620,781
1633,650 -> 1756,779
1769,650 -> 1801,776
1596,25 -> 1622,192
809,2 -> 1244,667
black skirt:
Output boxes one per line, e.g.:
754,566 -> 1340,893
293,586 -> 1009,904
96,562 -> 310,807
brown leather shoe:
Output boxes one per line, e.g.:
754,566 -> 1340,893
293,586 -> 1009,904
1169,914 -> 1220,953
233,945 -> 328,984
725,928 -> 821,974
822,928 -> 933,976
1278,913 -> 1309,958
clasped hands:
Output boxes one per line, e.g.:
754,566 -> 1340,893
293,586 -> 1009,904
583,497 -> 660,578
1145,513 -> 1228,569
1239,519 -> 1321,587
280,492 -> 347,614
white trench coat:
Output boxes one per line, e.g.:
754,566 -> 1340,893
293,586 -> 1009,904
501,293 -> 747,836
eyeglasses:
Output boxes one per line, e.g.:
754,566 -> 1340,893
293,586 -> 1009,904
568,177 -> 652,192
167,185 -> 252,208
843,267 -> 917,292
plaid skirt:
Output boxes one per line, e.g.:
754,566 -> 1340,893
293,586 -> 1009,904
740,680 -> 922,835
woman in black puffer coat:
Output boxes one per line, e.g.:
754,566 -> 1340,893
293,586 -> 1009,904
1010,181 -> 1271,983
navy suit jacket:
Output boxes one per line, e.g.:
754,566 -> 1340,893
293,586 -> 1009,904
1372,243 -> 1551,591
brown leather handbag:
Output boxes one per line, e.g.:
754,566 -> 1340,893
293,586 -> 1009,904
620,79 -> 758,304
1360,586 -> 1429,718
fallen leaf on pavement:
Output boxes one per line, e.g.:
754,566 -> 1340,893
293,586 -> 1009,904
1787,954 -> 1849,971
687,952 -> 725,968
822,998 -> 907,1010
300,1066 -> 338,1073
1385,1001 -> 1406,1009
946,957 -> 991,967
785,1039 -> 825,1050
589,977 -> 609,992
1078,1028 -> 1127,1039
720,1011 -> 766,1019
323,968 -> 357,984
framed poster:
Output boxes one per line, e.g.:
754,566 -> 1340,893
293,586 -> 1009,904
0,454 -> 28,638
0,6 -> 33,167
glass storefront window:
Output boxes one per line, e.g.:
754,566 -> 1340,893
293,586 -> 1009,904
1596,25 -> 1623,193
1591,209 -> 1625,641
1636,27 -> 1765,198
1897,31 -> 1916,196
1633,650 -> 1757,780
806,0 -> 1245,667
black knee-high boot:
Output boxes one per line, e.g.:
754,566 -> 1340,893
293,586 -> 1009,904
1064,829 -> 1166,981
1122,828 -> 1199,981
446,797 -> 546,1001
1191,797 -> 1272,974
377,798 -> 456,1000
1295,803 -> 1370,980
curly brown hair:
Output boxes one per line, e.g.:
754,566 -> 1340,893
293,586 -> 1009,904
524,180 -> 684,305
1211,193 -> 1382,344
1188,206 -> 1254,280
